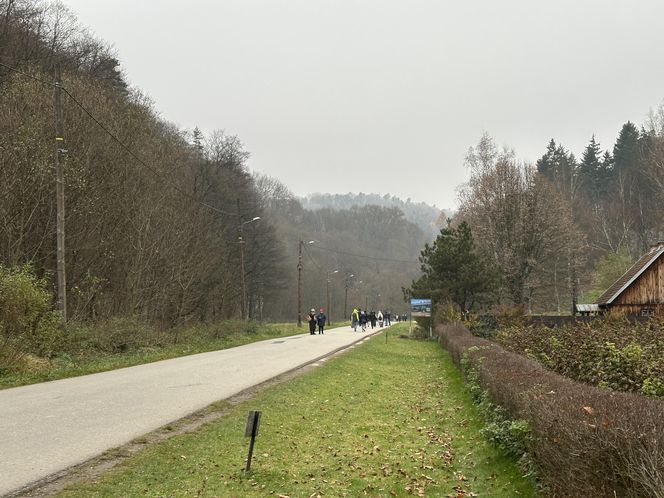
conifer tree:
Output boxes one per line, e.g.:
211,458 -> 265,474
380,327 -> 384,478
613,121 -> 641,176
536,139 -> 578,203
409,222 -> 500,312
578,135 -> 603,207
537,139 -> 558,179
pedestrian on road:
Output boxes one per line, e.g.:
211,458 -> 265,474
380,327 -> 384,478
316,308 -> 327,334
377,310 -> 384,327
370,311 -> 377,329
359,309 -> 367,332
308,308 -> 317,335
351,308 -> 360,331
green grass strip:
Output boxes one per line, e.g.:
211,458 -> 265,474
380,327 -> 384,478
59,325 -> 537,497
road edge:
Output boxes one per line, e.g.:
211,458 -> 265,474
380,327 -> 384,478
6,327 -> 387,498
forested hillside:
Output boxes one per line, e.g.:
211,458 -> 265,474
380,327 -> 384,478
254,175 -> 426,321
0,0 -> 424,332
1,0 -> 288,325
301,192 -> 446,238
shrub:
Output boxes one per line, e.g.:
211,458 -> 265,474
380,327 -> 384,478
68,317 -> 168,354
439,323 -> 664,497
496,317 -> 664,397
460,348 -> 532,461
0,265 -> 62,372
466,314 -> 499,339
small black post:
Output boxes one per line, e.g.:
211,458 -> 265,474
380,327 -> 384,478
245,411 -> 261,472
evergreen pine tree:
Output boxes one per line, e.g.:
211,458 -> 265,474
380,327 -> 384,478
598,150 -> 613,198
537,139 -> 578,203
192,126 -> 204,153
556,145 -> 577,202
578,135 -> 603,206
613,121 -> 640,176
536,139 -> 557,179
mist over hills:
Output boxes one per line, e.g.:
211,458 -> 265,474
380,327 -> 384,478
300,192 -> 448,238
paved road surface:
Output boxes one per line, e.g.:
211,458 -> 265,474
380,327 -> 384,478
0,326 -> 385,496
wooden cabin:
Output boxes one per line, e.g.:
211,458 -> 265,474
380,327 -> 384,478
595,242 -> 664,316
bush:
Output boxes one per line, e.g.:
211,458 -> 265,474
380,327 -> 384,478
466,314 -> 499,339
67,317 -> 168,354
439,323 -> 664,497
460,348 -> 532,460
495,317 -> 664,397
0,265 -> 62,372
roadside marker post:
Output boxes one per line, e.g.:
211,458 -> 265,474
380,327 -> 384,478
244,410 -> 262,472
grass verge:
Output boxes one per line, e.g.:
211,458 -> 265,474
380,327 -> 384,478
58,324 -> 537,497
1,322 -> 328,390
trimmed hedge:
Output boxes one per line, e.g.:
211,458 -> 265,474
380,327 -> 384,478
439,323 -> 664,498
494,317 -> 664,397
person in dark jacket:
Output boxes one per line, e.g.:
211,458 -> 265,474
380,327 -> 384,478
308,308 -> 317,335
316,308 -> 327,334
370,311 -> 377,329
359,309 -> 367,331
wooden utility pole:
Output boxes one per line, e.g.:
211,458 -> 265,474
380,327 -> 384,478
297,240 -> 303,327
54,66 -> 67,322
326,272 -> 331,326
343,273 -> 354,320
237,199 -> 247,320
326,269 -> 338,326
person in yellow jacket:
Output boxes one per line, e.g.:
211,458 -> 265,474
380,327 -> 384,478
351,308 -> 360,331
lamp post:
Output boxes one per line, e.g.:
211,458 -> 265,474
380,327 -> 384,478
326,269 -> 339,325
344,273 -> 355,319
352,280 -> 363,311
297,240 -> 315,327
238,216 -> 261,320
374,293 -> 381,310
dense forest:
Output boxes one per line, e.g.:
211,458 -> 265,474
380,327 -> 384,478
0,0 -> 428,332
412,117 -> 664,314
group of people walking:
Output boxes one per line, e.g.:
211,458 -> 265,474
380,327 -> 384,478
307,307 -> 408,335
307,308 -> 327,335
349,308 -> 394,332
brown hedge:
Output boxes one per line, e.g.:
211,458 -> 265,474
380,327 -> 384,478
439,323 -> 664,498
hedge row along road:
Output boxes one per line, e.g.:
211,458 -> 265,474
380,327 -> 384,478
0,325 -> 385,496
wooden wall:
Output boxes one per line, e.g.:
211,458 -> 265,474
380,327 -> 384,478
610,256 -> 664,315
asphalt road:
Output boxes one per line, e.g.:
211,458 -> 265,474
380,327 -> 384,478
0,326 -> 386,496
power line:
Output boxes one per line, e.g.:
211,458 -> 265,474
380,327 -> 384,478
60,86 -> 236,217
1,61 -> 237,218
0,62 -> 53,86
302,244 -> 325,272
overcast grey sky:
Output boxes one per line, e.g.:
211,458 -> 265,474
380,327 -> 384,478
64,0 -> 664,209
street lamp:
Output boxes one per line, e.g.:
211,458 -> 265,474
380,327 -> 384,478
238,216 -> 261,320
344,273 -> 355,319
297,240 -> 315,327
326,269 -> 339,325
352,280 -> 363,311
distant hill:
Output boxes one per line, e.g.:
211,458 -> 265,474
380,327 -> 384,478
301,193 -> 447,237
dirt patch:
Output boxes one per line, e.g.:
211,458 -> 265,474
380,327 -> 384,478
9,331 -> 381,497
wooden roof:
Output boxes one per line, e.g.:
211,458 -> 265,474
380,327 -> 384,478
595,244 -> 664,306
